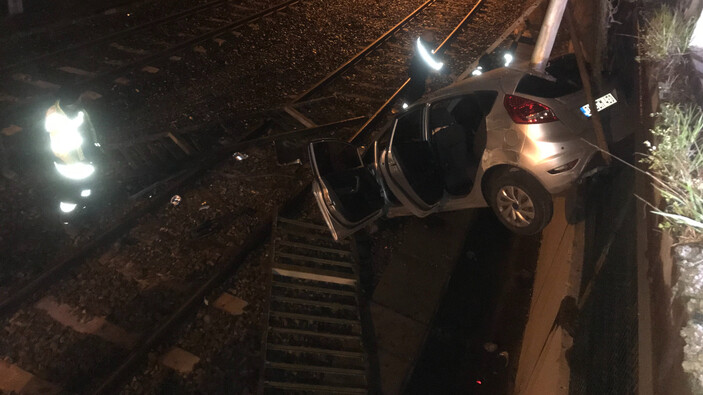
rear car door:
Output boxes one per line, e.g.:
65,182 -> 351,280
380,106 -> 445,217
308,140 -> 386,240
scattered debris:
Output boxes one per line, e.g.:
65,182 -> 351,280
141,66 -> 160,74
274,139 -> 303,165
233,152 -> 248,161
170,195 -> 182,206
1,125 -> 22,136
113,77 -> 130,85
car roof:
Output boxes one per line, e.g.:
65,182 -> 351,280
428,65 -> 527,101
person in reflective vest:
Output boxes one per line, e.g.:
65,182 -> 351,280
404,30 -> 441,104
45,100 -> 100,181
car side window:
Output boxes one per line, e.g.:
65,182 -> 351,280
393,107 -> 424,146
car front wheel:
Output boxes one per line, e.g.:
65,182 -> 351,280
488,169 -> 553,235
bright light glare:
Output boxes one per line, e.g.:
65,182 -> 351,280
691,9 -> 703,48
46,111 -> 85,155
402,103 -> 409,109
416,38 -> 443,71
81,189 -> 91,197
504,53 -> 514,67
471,69 -> 483,76
60,202 -> 77,213
54,161 -> 95,180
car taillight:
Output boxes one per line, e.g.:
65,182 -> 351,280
504,95 -> 558,124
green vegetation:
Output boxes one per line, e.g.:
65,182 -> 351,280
644,103 -> 703,242
639,6 -> 696,68
639,5 -> 703,242
639,3 -> 703,389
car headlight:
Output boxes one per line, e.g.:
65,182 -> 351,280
45,109 -> 85,155
54,162 -> 95,180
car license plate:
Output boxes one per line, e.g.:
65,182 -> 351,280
580,93 -> 617,117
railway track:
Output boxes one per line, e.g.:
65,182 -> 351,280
41,0 -> 487,182
285,0 -> 488,136
0,0 -> 527,392
0,0 -> 303,132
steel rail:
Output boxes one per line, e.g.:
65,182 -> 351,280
92,184 -> 311,394
434,0 -> 484,54
72,0 -> 300,91
8,3 -> 488,389
0,0 -> 302,120
0,114 -> 271,319
0,0 -> 230,74
80,3 -> 487,389
0,166 -> 202,318
350,0 -> 485,146
290,0 -> 435,104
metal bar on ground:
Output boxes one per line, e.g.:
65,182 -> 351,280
221,116 -> 366,152
283,106 -> 318,128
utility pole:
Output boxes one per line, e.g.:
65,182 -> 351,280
565,3 -> 611,164
530,0 -> 611,163
530,0 -> 567,72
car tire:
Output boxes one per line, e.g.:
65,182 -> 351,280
488,169 -> 553,235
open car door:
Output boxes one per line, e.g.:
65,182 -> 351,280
380,106 -> 445,217
308,139 -> 386,241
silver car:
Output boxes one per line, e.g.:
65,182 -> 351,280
308,55 -> 617,240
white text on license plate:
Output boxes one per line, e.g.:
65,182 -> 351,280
580,93 -> 617,117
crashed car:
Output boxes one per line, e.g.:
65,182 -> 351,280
308,54 -> 617,240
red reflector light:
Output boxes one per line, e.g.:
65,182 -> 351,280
504,94 -> 558,124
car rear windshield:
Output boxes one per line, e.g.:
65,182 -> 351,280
515,54 -> 583,98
